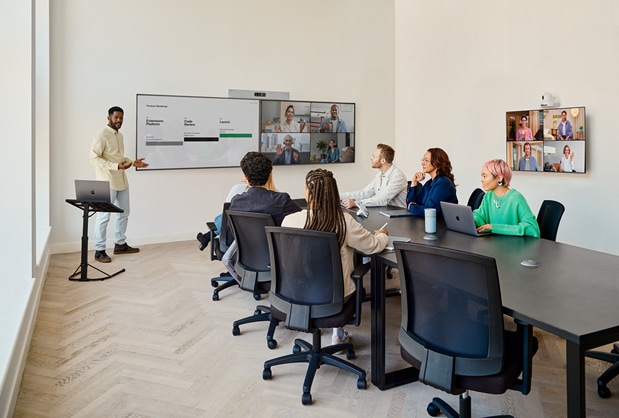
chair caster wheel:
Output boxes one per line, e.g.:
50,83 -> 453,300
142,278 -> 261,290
293,344 -> 301,354
211,281 -> 218,288
212,293 -> 219,301
232,326 -> 240,336
254,309 -> 261,316
598,384 -> 612,398
253,293 -> 261,301
301,392 -> 312,405
346,349 -> 356,360
427,402 -> 440,417
262,368 -> 272,380
267,339 -> 277,349
357,378 -> 367,389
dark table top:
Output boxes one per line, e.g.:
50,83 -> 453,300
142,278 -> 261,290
360,206 -> 619,347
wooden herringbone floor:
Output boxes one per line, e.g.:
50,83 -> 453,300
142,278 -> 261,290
13,240 -> 619,417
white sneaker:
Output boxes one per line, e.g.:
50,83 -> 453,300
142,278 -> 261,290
332,329 -> 350,345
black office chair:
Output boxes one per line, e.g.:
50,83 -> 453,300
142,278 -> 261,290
292,197 -> 308,209
536,200 -> 565,241
467,188 -> 485,210
262,227 -> 367,405
394,242 -> 537,418
586,343 -> 619,398
227,210 -> 279,349
207,202 -> 244,301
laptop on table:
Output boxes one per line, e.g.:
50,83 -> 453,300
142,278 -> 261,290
440,201 -> 491,237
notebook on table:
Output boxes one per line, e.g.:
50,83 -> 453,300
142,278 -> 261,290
75,180 -> 111,203
440,201 -> 491,237
379,208 -> 414,218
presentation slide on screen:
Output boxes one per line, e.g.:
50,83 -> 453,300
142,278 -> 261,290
136,94 -> 260,170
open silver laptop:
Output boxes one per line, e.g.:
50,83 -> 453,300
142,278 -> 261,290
75,180 -> 111,202
440,201 -> 491,237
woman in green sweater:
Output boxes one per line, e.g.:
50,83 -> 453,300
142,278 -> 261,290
473,159 -> 540,237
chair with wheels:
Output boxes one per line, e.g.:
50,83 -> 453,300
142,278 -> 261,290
467,188 -> 485,210
586,343 -> 619,398
394,241 -> 537,418
227,210 -> 279,349
262,226 -> 367,405
206,203 -> 246,301
536,200 -> 565,241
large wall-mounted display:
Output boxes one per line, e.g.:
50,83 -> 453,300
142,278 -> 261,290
136,94 -> 260,170
505,106 -> 586,174
135,95 -> 356,170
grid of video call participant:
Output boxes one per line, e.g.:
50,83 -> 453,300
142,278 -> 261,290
505,107 -> 586,173
259,101 -> 355,165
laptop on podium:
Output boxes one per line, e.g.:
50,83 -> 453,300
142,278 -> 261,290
75,180 -> 111,203
440,201 -> 491,237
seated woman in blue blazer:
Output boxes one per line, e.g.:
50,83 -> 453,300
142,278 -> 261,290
406,147 -> 458,216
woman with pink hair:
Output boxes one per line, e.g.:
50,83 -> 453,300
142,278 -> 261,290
473,159 -> 540,237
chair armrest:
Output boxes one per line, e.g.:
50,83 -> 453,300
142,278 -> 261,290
513,319 -> 536,395
206,222 -> 219,261
350,263 -> 370,327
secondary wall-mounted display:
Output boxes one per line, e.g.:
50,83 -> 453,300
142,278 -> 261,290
505,106 -> 586,174
135,94 -> 355,170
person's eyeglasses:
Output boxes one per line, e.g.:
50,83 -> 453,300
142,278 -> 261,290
420,159 -> 431,163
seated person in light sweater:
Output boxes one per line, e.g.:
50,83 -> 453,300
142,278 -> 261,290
283,168 -> 389,346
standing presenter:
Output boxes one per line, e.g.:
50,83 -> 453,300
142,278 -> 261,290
90,106 -> 149,263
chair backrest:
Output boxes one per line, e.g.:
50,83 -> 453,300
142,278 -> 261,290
467,188 -> 485,210
536,200 -> 565,241
265,226 -> 344,331
394,241 -> 505,392
291,198 -> 308,209
210,202 -> 233,261
227,210 -> 275,291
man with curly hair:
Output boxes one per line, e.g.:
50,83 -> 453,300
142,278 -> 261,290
221,152 -> 301,279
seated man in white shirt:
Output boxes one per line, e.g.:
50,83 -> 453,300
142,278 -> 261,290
340,143 -> 408,209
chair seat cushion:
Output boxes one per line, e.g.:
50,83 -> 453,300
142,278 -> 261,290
401,329 -> 538,395
270,287 -> 365,330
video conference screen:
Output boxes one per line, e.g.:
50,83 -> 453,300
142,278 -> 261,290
135,95 -> 355,170
259,100 -> 355,166
505,106 -> 586,174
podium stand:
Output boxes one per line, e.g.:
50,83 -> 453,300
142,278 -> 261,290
65,199 -> 126,281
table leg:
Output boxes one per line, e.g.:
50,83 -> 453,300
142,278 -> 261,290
565,340 -> 586,418
370,255 -> 418,389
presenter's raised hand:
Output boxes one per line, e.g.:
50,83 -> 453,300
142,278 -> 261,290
293,152 -> 299,162
299,120 -> 306,132
118,160 -> 132,170
275,144 -> 283,156
134,157 -> 149,168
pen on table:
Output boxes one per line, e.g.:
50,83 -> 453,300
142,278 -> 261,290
378,222 -> 388,231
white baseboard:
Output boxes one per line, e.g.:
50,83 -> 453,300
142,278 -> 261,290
50,232 -> 196,255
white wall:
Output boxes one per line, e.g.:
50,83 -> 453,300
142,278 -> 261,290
0,0 -> 52,415
50,0 -> 395,253
395,0 -> 619,255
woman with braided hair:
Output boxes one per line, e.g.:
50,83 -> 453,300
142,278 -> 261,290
283,168 -> 389,345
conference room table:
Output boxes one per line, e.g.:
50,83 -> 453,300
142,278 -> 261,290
358,206 -> 619,418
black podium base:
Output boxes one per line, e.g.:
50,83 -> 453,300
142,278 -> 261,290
69,263 -> 126,281
66,198 -> 126,282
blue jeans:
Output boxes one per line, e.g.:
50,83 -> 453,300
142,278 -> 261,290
94,188 -> 130,250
